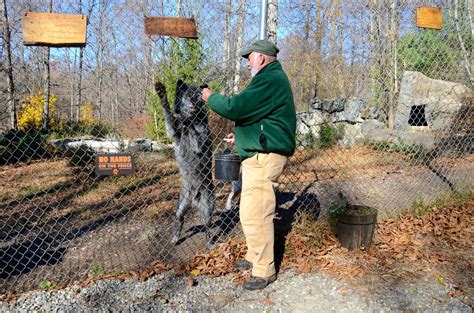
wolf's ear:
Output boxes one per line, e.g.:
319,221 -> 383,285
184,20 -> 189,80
176,79 -> 185,89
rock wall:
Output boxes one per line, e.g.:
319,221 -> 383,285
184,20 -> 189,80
298,71 -> 472,148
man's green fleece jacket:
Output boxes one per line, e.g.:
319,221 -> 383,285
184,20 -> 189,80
208,61 -> 296,160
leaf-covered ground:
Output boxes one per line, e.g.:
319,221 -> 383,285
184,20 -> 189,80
182,193 -> 473,305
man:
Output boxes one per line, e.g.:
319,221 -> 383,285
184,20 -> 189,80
201,40 -> 296,290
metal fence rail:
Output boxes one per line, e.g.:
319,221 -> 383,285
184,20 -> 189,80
0,0 -> 472,294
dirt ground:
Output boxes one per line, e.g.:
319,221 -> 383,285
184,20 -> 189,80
0,145 -> 472,296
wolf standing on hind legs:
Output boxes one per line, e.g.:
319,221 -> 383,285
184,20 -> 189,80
154,79 -> 215,249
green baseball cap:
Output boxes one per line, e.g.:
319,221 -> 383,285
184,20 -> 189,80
239,40 -> 279,59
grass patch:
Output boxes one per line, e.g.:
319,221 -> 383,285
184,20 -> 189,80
410,189 -> 472,217
38,280 -> 53,290
364,139 -> 430,165
285,211 -> 331,256
90,264 -> 103,277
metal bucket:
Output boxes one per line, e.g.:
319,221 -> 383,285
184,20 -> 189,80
214,152 -> 241,181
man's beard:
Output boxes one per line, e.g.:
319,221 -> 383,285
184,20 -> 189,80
250,67 -> 259,77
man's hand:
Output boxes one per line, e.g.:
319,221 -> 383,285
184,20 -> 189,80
201,88 -> 213,102
223,133 -> 235,144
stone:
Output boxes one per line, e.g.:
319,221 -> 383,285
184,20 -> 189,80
339,123 -> 364,147
394,71 -> 471,131
366,129 -> 400,144
332,99 -> 364,124
398,132 -> 436,151
361,119 -> 385,135
313,97 -> 346,113
359,103 -> 383,120
365,128 -> 436,150
296,111 -> 326,136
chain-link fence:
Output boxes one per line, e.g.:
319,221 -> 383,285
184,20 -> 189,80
0,0 -> 472,295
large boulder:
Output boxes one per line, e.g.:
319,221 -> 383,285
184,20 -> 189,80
395,71 -> 471,131
366,129 -> 436,150
361,119 -> 385,135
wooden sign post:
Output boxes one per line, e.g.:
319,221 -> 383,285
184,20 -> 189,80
144,17 -> 198,39
416,7 -> 442,30
23,12 -> 87,47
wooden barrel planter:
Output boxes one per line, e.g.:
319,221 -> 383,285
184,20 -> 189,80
335,205 -> 377,250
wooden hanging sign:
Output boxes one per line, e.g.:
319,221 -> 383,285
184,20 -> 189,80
23,12 -> 87,47
144,17 -> 198,39
416,7 -> 442,30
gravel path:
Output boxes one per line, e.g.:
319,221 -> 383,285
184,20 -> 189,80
1,269 -> 471,312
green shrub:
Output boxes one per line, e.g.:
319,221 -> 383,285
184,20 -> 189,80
66,144 -> 95,167
301,131 -> 318,147
318,123 -> 344,149
48,120 -> 111,140
0,129 -> 52,165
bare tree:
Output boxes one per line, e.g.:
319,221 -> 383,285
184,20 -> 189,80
312,0 -> 334,98
233,0 -> 245,93
223,0 -> 233,93
303,0 -> 313,40
2,0 -> 16,130
42,0 -> 53,130
223,0 -> 232,66
368,0 -> 402,128
94,0 -> 107,120
74,0 -> 94,122
387,0 -> 400,129
141,0 -> 155,95
267,0 -> 278,43
177,0 -> 182,17
454,0 -> 473,86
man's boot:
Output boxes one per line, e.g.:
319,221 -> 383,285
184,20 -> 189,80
243,274 -> 277,291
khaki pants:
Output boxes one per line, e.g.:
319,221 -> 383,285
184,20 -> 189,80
240,152 -> 288,278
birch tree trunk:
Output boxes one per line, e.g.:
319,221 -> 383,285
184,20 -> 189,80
42,0 -> 53,130
2,0 -> 16,130
224,0 -> 232,66
142,0 -> 154,103
454,0 -> 473,86
75,0 -> 88,122
177,0 -> 182,17
224,0 -> 232,93
267,0 -> 278,44
96,0 -> 105,120
160,0 -> 166,66
233,0 -> 245,93
387,0 -> 399,129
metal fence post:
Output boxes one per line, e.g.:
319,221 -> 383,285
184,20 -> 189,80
259,0 -> 268,40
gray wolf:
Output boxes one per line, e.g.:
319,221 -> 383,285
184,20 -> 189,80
155,80 -> 215,249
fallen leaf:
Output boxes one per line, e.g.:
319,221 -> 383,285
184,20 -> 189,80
187,278 -> 196,287
261,299 -> 274,305
190,269 -> 200,276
